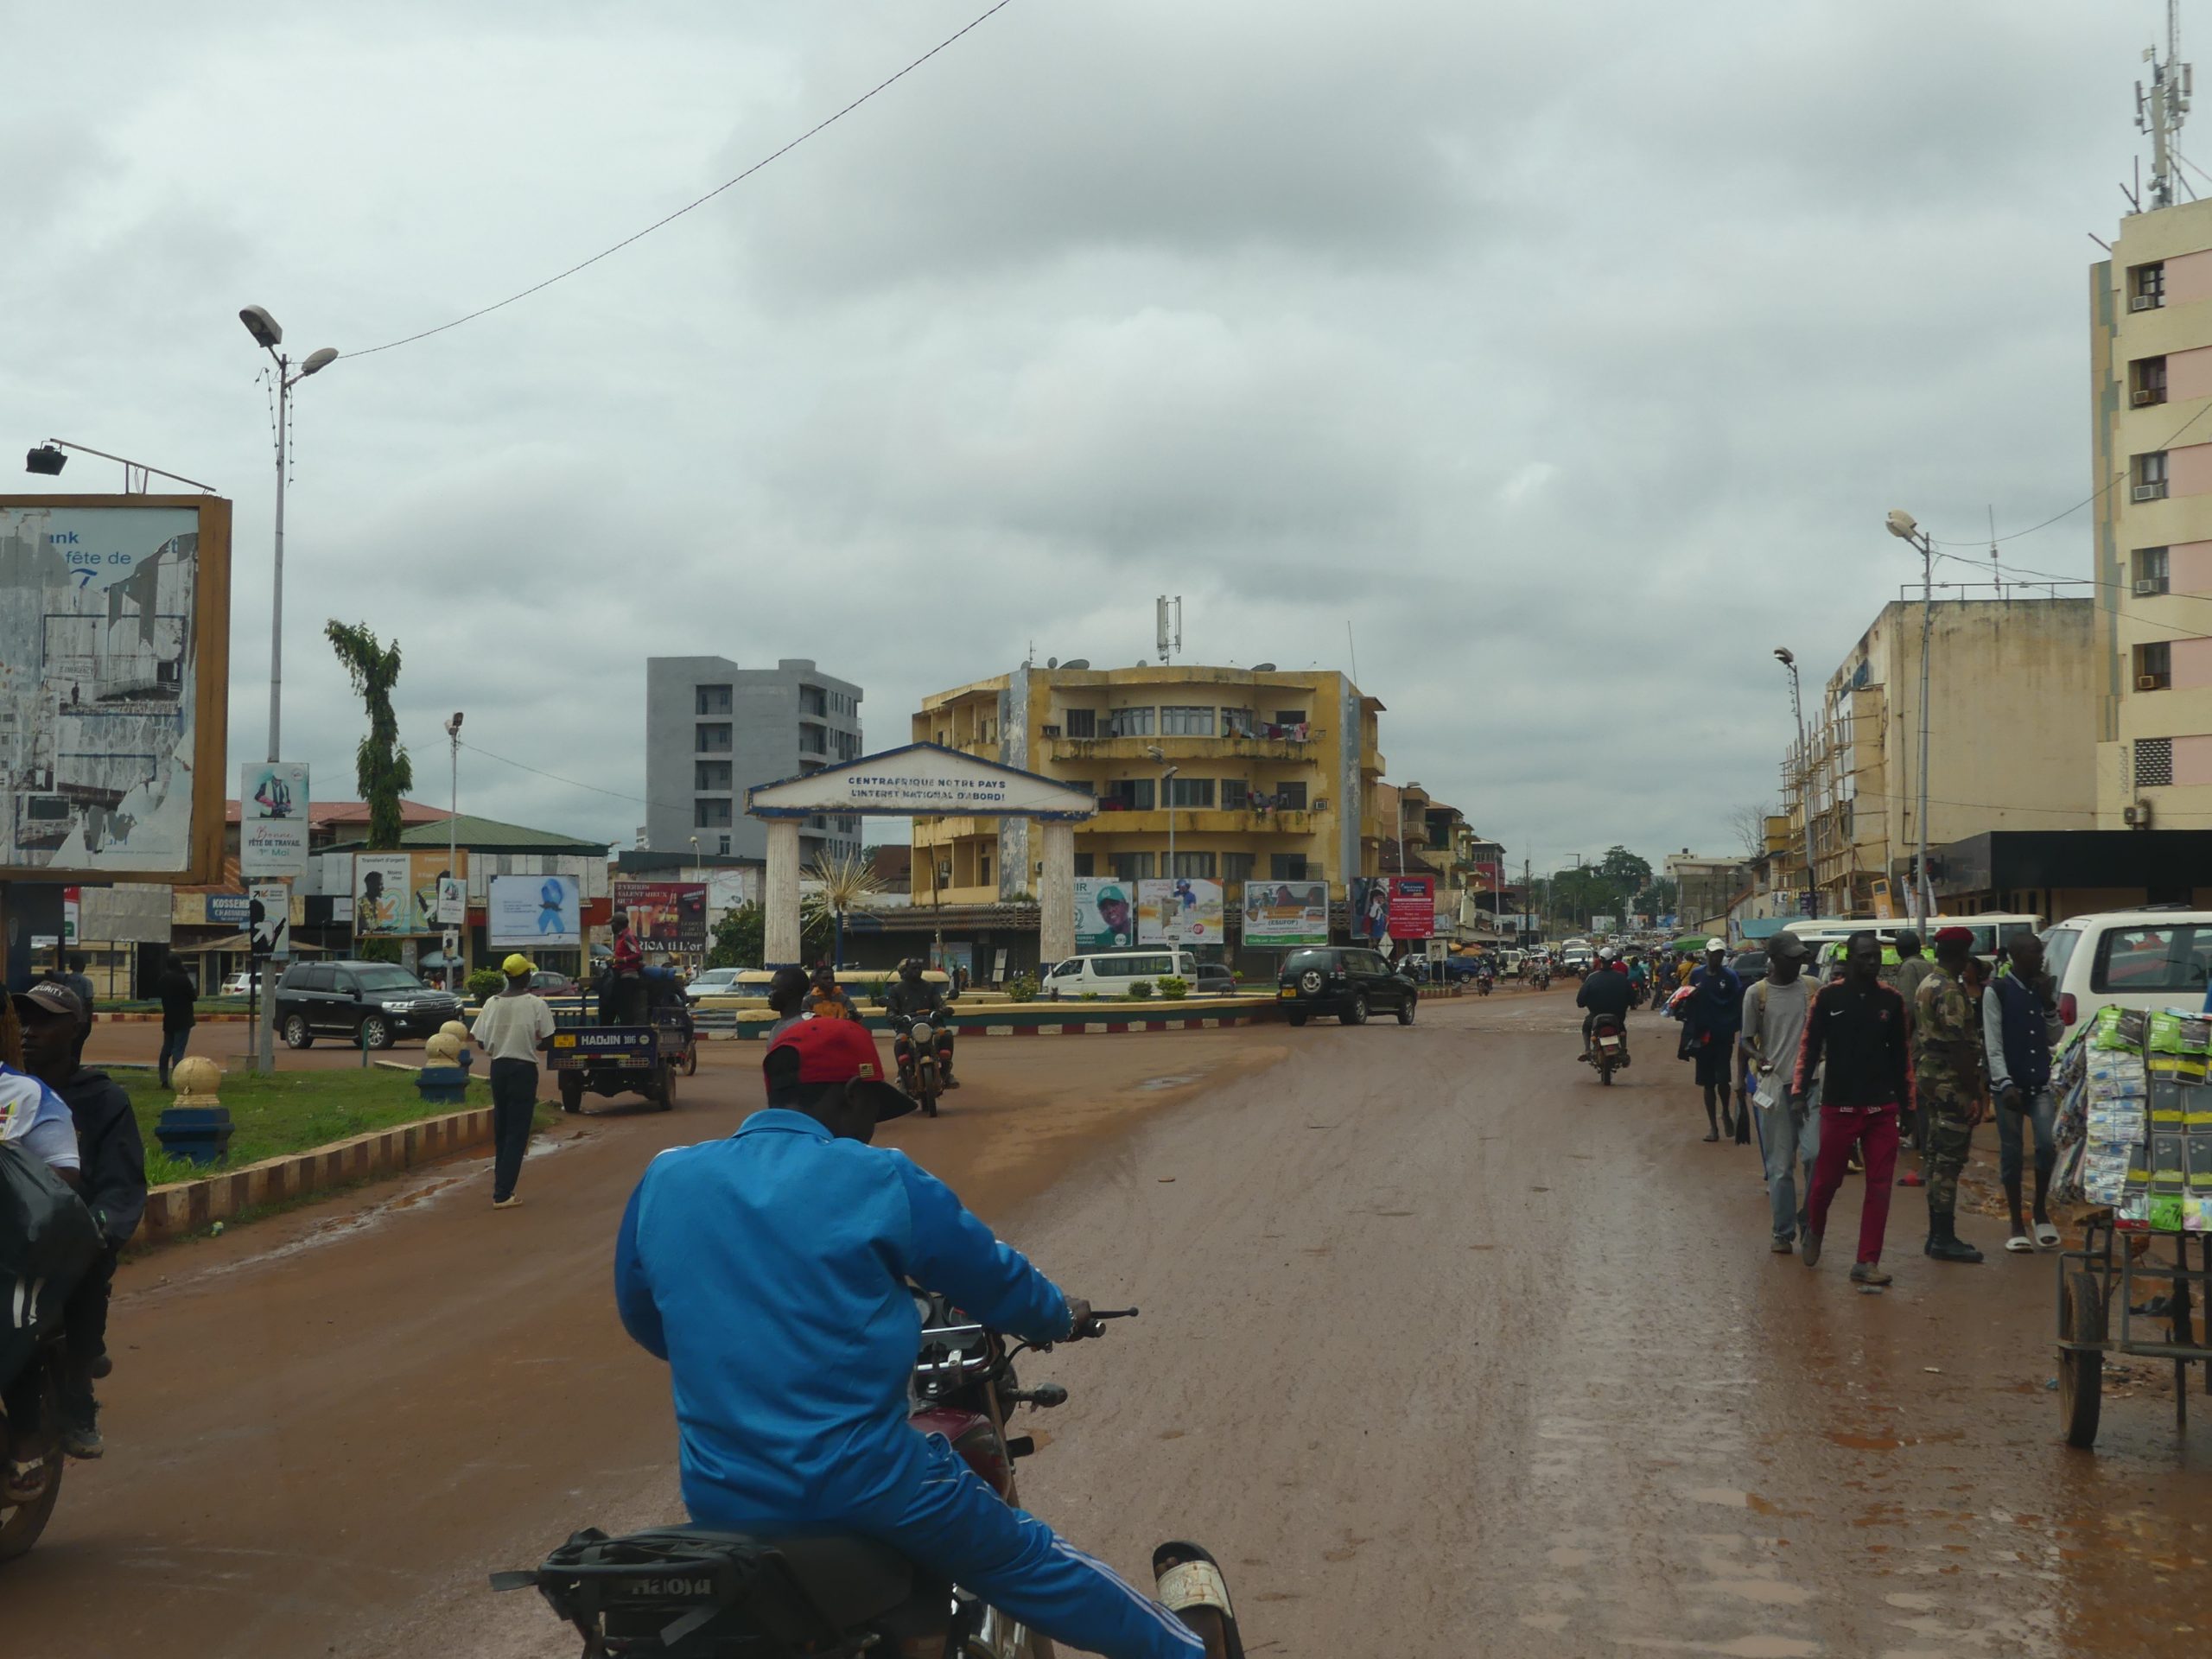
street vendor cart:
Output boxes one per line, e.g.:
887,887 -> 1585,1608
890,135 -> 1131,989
2056,1218 -> 2212,1448
2052,1000 -> 2212,1448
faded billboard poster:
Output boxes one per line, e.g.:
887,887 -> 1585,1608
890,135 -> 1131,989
1243,879 -> 1330,946
0,505 -> 202,873
1138,878 -> 1224,945
1072,876 -> 1137,950
613,880 -> 708,949
354,851 -> 467,937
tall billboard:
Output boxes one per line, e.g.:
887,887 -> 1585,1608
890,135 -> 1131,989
1139,877 -> 1224,945
490,874 -> 579,947
613,879 -> 708,950
0,496 -> 232,881
354,851 -> 467,938
1072,876 -> 1137,950
1387,875 -> 1435,940
1243,879 -> 1329,947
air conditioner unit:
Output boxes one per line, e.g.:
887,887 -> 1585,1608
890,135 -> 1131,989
2135,483 -> 2169,502
2138,673 -> 2168,690
2133,294 -> 2162,311
2136,576 -> 2165,595
2124,799 -> 2155,827
2134,388 -> 2158,406
1040,724 -> 1062,738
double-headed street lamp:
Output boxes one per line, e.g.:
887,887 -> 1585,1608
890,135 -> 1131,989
1774,647 -> 1806,901
1885,509 -> 1937,924
238,306 -> 338,767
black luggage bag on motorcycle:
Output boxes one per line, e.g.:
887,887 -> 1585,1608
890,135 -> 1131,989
0,1142 -> 101,1394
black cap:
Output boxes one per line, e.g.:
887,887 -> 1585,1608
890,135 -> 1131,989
12,982 -> 88,1027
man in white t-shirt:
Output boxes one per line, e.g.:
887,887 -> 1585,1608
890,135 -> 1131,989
1739,931 -> 1819,1255
470,955 -> 556,1210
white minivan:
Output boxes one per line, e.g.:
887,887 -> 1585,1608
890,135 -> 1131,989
2041,908 -> 2212,1038
1044,950 -> 1201,1000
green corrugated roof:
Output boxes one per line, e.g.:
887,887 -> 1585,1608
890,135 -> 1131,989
324,812 -> 608,855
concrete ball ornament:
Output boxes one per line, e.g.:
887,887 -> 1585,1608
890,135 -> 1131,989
439,1020 -> 470,1045
171,1056 -> 223,1106
423,1033 -> 461,1065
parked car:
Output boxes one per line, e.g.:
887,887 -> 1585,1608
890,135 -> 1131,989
1729,950 -> 1769,985
220,970 -> 262,998
2043,907 -> 2212,1038
274,960 -> 463,1050
1043,950 -> 1199,1000
1192,962 -> 1237,995
528,969 -> 582,998
1277,946 -> 1418,1027
684,967 -> 745,1001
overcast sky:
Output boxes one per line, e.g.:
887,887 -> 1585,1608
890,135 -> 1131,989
4,0 -> 2163,876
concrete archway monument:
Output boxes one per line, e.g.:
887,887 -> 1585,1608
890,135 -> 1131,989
746,744 -> 1096,969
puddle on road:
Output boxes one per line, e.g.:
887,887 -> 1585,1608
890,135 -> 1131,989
1140,1074 -> 1203,1090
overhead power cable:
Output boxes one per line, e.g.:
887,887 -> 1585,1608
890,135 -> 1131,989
345,0 -> 1023,361
1929,397 -> 2212,550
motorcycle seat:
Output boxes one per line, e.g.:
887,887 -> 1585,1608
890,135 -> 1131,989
671,1524 -> 918,1626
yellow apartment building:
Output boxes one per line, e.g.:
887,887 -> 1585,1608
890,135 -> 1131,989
910,664 -> 1386,907
2091,194 -> 2212,828
1796,598 -> 2095,914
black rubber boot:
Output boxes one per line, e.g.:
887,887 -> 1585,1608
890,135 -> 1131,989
1924,1211 -> 1985,1264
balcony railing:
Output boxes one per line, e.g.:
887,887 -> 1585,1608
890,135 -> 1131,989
1045,733 -> 1316,764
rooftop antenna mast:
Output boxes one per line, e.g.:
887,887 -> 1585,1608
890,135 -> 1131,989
1155,594 -> 1182,664
2138,0 -> 2194,210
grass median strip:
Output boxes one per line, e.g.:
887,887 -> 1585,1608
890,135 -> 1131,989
117,1067 -> 549,1186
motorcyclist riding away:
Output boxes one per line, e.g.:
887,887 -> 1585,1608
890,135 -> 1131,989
886,957 -> 958,1090
1575,944 -> 1634,1059
613,1020 -> 1215,1656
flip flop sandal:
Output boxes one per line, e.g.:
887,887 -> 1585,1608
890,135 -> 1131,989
2034,1221 -> 2061,1248
1154,1541 -> 1244,1659
2005,1234 -> 2036,1254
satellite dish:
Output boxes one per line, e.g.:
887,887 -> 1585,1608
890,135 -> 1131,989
1252,662 -> 1277,672
1062,658 -> 1090,670
1047,657 -> 1058,669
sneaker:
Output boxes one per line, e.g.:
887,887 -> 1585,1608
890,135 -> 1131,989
1898,1169 -> 1925,1188
493,1195 -> 524,1211
1850,1262 -> 1893,1287
61,1421 -> 104,1460
4,1458 -> 49,1505
1801,1231 -> 1823,1268
1770,1236 -> 1795,1255
89,1354 -> 112,1381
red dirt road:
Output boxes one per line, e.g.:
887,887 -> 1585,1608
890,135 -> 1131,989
9,988 -> 2212,1656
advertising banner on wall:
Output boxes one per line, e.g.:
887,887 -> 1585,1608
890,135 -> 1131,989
707,868 -> 759,917
0,496 -> 232,883
1386,875 -> 1435,941
613,880 -> 708,949
490,873 -> 580,947
354,851 -> 468,937
239,761 -> 309,878
1243,879 -> 1330,946
1138,878 -> 1224,945
1072,876 -> 1138,950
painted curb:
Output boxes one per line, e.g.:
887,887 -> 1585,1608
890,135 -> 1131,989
99,1011 -> 253,1024
138,1102 -> 503,1247
705,1002 -> 1286,1040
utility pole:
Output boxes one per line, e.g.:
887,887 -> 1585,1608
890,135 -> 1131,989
446,712 -> 463,991
1885,511 -> 1937,924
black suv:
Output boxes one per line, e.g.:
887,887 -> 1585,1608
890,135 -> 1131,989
275,960 -> 462,1050
1277,946 -> 1418,1027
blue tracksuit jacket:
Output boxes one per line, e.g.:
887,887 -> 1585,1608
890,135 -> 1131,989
614,1109 -> 1071,1524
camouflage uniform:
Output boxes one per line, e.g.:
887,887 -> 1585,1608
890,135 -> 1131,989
1913,966 -> 1985,1217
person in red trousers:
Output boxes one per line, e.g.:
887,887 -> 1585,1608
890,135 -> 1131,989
1793,931 -> 1910,1287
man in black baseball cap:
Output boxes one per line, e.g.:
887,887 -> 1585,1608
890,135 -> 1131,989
15,982 -> 146,1459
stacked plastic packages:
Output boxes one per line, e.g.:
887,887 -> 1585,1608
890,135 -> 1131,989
2135,1010 -> 2212,1232
2075,1006 -> 2149,1216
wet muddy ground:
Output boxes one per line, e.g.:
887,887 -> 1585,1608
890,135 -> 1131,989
10,991 -> 2210,1656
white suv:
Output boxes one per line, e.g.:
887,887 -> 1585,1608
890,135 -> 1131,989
2042,907 -> 2212,1039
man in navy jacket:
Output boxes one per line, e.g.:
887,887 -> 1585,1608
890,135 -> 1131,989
614,1019 -> 1205,1658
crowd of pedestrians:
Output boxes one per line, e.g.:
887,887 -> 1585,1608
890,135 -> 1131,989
1649,924 -> 2065,1289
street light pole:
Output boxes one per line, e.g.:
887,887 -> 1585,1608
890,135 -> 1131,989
239,309 -> 335,1073
1885,511 -> 1936,924
446,712 -> 463,991
1147,747 -> 1180,948
1774,647 -> 1806,907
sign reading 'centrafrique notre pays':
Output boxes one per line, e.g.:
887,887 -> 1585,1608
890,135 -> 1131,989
747,744 -> 1096,819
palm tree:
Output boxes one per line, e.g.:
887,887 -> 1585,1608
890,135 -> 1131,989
324,620 -> 412,849
803,848 -> 886,968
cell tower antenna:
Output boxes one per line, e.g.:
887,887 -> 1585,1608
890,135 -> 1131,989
2138,0 -> 2194,210
1155,594 -> 1182,664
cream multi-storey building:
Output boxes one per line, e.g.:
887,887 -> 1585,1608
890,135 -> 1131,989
2092,195 -> 2212,829
910,664 -> 1385,907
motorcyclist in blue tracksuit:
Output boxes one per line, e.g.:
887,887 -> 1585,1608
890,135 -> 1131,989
613,1018 -> 1206,1658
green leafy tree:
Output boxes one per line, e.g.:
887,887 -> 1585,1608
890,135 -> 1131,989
706,902 -> 827,970
1598,845 -> 1651,893
324,620 -> 413,849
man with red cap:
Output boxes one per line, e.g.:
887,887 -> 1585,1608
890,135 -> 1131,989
613,1019 -> 1215,1657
